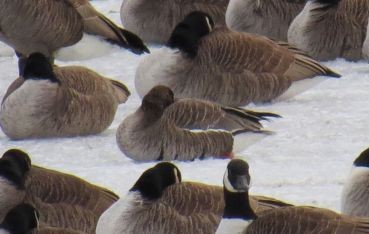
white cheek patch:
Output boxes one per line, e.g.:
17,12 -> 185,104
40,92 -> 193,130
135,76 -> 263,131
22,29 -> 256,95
205,17 -> 213,32
174,168 -> 180,183
34,210 -> 39,228
223,170 -> 238,192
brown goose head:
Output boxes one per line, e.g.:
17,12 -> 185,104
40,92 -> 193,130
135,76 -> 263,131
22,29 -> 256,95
130,162 -> 182,200
0,203 -> 39,234
167,11 -> 215,58
141,85 -> 175,119
22,53 -> 60,84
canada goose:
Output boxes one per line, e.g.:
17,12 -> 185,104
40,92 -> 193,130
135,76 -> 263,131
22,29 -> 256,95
0,203 -> 38,234
216,159 -> 369,234
1,148 -> 119,234
288,0 -> 369,61
0,53 -> 130,139
0,0 -> 149,75
117,86 -> 278,161
226,0 -> 305,41
342,147 -> 369,217
121,0 -> 229,44
135,11 -> 340,106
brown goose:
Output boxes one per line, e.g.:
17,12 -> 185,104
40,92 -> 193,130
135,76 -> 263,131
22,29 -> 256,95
226,0 -> 305,41
121,0 -> 229,43
97,162 -> 291,234
0,0 -> 148,74
135,11 -> 340,106
288,0 -> 369,61
216,159 -> 369,234
117,86 -> 277,161
341,147 -> 369,217
0,148 -> 119,234
0,53 -> 130,139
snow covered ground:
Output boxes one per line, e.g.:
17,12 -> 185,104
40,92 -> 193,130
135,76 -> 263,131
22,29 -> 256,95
1,0 -> 369,215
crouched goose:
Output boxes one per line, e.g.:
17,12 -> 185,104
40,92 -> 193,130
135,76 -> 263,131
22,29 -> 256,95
117,85 -> 279,161
97,161 -> 292,234
0,53 -> 130,139
135,11 -> 340,106
288,0 -> 369,61
216,159 -> 369,234
121,0 -> 229,43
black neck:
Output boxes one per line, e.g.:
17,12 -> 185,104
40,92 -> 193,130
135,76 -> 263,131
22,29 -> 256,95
223,190 -> 257,220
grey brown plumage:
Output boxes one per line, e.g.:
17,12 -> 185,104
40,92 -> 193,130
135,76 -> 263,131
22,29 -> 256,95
288,0 -> 369,61
117,86 -> 276,161
226,0 -> 305,41
136,25 -> 340,106
121,0 -> 229,43
0,53 -> 130,139
1,149 -> 119,234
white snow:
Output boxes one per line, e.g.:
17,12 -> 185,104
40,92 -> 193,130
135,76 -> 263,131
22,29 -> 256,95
0,0 -> 368,220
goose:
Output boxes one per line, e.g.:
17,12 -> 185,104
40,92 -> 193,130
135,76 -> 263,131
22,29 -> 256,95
0,203 -> 38,234
342,147 -> 369,217
97,161 -> 292,234
226,0 -> 305,41
135,11 -> 341,106
288,0 -> 369,61
1,148 -> 119,234
116,85 -> 278,161
0,53 -> 130,139
121,0 -> 229,44
216,159 -> 369,234
0,0 -> 149,74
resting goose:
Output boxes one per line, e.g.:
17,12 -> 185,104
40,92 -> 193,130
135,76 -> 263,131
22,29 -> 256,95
117,86 -> 278,161
0,53 -> 130,139
0,203 -> 38,234
216,159 -> 369,234
0,0 -> 149,74
0,148 -> 119,234
226,0 -> 305,41
135,11 -> 340,106
288,0 -> 369,61
342,147 -> 369,217
121,0 -> 229,43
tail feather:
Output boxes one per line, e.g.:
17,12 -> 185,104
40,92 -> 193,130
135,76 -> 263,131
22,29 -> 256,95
109,79 -> 130,103
222,106 -> 281,122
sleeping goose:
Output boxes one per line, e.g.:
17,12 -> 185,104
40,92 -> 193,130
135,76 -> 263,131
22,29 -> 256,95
0,53 -> 130,139
226,0 -> 305,41
0,149 -> 119,234
0,0 -> 149,74
341,147 -> 369,217
121,0 -> 229,44
135,11 -> 340,106
0,203 -> 38,234
288,0 -> 369,61
97,162 -> 292,234
216,159 -> 369,234
116,86 -> 278,161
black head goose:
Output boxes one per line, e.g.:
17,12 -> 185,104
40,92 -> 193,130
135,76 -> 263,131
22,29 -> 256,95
121,0 -> 229,44
1,149 -> 119,234
216,159 -> 369,234
117,85 -> 278,161
288,0 -> 369,61
0,203 -> 39,234
135,11 -> 340,106
226,0 -> 305,41
0,0 -> 148,74
97,162 -> 219,234
0,53 -> 130,139
342,147 -> 369,217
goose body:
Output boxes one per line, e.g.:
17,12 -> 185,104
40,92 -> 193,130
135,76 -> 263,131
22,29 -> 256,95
216,159 -> 369,234
121,0 -> 229,44
136,12 -> 340,106
0,149 -> 119,234
0,53 -> 130,139
226,0 -> 305,41
288,0 -> 369,61
0,0 -> 148,65
342,148 -> 369,217
117,86 -> 277,161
